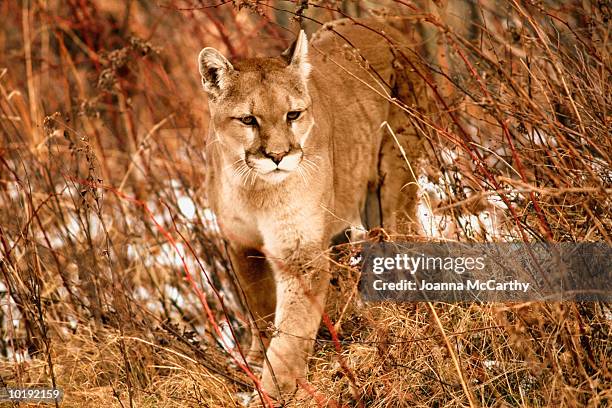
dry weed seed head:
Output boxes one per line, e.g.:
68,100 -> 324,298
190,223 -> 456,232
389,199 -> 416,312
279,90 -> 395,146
78,96 -> 102,118
233,0 -> 265,16
97,36 -> 159,91
42,112 -> 61,137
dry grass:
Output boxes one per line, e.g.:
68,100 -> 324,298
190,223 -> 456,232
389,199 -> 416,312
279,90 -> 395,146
0,0 -> 610,407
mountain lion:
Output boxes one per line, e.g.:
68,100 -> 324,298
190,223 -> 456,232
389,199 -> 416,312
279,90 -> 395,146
198,18 -> 425,403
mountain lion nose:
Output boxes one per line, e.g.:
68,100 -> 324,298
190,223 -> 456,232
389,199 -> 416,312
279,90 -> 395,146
263,149 -> 289,165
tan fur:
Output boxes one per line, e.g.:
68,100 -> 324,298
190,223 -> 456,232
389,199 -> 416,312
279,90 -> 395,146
198,18 -> 425,402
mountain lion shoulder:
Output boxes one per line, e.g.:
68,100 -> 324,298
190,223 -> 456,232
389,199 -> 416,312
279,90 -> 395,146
198,18 -> 425,402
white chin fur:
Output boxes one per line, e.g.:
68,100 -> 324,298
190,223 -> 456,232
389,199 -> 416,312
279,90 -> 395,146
260,170 -> 291,183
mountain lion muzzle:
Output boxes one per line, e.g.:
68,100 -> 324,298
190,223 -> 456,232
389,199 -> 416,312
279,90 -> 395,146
198,18 -> 425,403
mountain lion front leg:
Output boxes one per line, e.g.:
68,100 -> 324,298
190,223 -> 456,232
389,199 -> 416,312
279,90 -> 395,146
228,245 -> 276,369
260,230 -> 330,401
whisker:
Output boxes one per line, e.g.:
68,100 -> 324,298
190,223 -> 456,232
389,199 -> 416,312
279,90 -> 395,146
304,153 -> 322,162
302,160 -> 318,173
298,168 -> 307,185
301,161 -> 317,184
238,163 -> 250,176
301,161 -> 314,171
224,158 -> 244,172
303,158 -> 320,170
235,163 -> 250,180
242,168 -> 252,187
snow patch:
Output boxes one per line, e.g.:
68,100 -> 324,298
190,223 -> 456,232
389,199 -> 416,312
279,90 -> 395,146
177,195 -> 196,219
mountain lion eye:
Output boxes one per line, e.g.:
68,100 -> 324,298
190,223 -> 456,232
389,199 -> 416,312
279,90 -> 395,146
287,111 -> 302,121
240,116 -> 257,126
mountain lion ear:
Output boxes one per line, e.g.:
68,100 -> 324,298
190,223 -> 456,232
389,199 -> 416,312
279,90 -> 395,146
198,47 -> 234,97
282,30 -> 311,80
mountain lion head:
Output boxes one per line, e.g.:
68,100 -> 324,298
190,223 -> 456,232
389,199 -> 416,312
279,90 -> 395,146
198,31 -> 316,185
